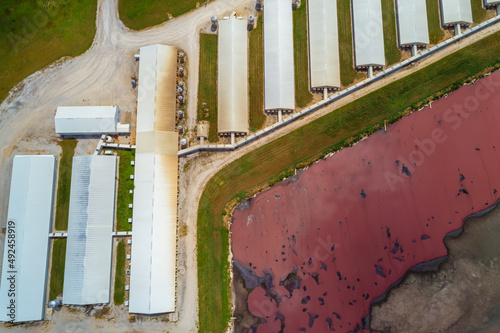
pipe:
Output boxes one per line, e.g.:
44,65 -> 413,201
278,110 -> 283,123
231,132 -> 235,145
200,137 -> 205,145
411,44 -> 418,57
497,5 -> 500,16
454,24 -> 462,36
323,87 -> 328,100
368,65 -> 374,78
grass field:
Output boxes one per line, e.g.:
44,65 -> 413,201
116,150 -> 135,232
0,1 -> 97,104
337,0 -> 364,86
426,0 -> 445,44
118,0 -> 205,30
114,241 -> 126,305
197,34 -> 218,142
248,16 -> 266,132
472,0 -> 489,23
197,31 -> 500,333
293,2 -> 313,108
49,239 -> 67,300
55,139 -> 77,231
381,0 -> 402,66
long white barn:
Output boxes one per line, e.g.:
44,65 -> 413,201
264,0 -> 295,111
63,156 -> 117,305
396,0 -> 430,47
352,0 -> 385,68
0,155 -> 56,323
440,0 -> 473,26
129,44 -> 178,314
308,0 -> 341,90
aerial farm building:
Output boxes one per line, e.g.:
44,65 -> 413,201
440,0 -> 473,33
396,0 -> 429,55
55,106 -> 130,135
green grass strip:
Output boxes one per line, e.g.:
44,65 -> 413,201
426,0 -> 445,44
197,30 -> 500,333
116,150 -> 135,232
55,139 -> 77,231
249,15 -> 266,132
114,241 -> 126,305
49,239 -> 67,300
293,1 -> 313,108
381,0 -> 402,65
471,0 -> 489,23
197,34 -> 218,142
338,0 -> 364,86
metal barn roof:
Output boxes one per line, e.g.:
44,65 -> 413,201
264,0 -> 295,111
55,106 -> 120,135
352,0 -> 386,67
218,17 -> 249,134
63,156 -> 117,305
440,0 -> 473,25
308,0 -> 341,89
130,44 -> 178,314
396,0 -> 430,46
136,45 -> 178,133
485,0 -> 500,4
0,155 -> 56,323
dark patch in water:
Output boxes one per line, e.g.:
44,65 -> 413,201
332,312 -> 342,320
279,268 -> 301,297
235,197 -> 254,211
360,189 -> 367,198
386,226 -> 391,238
460,174 -> 465,182
319,297 -> 325,305
301,296 -> 311,304
401,164 -> 411,176
232,260 -> 263,289
390,240 -> 400,254
312,273 -> 320,285
337,271 -> 342,280
308,313 -> 319,328
320,262 -> 327,271
375,265 -> 386,278
421,235 -> 430,240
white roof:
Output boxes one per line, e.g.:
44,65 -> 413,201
308,0 -> 341,89
137,45 -> 178,133
440,0 -> 473,25
63,156 -> 117,305
396,0 -> 430,46
264,0 -> 295,111
485,0 -> 500,4
0,155 -> 56,322
352,0 -> 385,67
55,106 -> 119,135
218,17 -> 249,134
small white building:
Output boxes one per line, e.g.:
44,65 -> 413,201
440,0 -> 473,27
55,106 -> 130,135
0,155 -> 56,323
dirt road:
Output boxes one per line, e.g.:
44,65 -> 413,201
0,0 -> 499,331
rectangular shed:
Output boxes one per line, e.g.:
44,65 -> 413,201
55,106 -> 129,135
63,155 -> 117,305
0,155 -> 56,323
440,0 -> 473,26
264,0 -> 295,112
308,0 -> 341,90
352,0 -> 385,68
218,16 -> 249,135
396,0 -> 430,47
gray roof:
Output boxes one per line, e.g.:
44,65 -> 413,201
55,106 -> 120,135
264,0 -> 295,111
63,155 -> 117,305
308,0 -> 341,89
396,0 -> 430,46
352,0 -> 386,67
440,0 -> 473,25
0,155 -> 56,322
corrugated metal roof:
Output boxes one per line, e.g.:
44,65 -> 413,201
62,156 -> 117,305
137,45 -> 178,133
218,18 -> 249,134
440,0 -> 473,25
0,155 -> 56,323
130,43 -> 178,314
264,0 -> 295,111
352,0 -> 386,67
55,106 -> 119,135
308,0 -> 341,89
397,0 -> 430,46
485,0 -> 500,4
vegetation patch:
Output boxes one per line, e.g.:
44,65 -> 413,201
49,239 -> 67,300
471,0 -> 489,23
337,0 -> 364,86
114,241 -> 126,305
116,150 -> 135,232
426,0 -> 445,44
197,31 -> 500,333
197,34 -> 218,142
55,139 -> 77,231
381,0 -> 402,65
293,1 -> 313,108
249,16 -> 266,132
0,1 -> 97,103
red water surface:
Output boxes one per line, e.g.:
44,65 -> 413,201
231,71 -> 500,332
